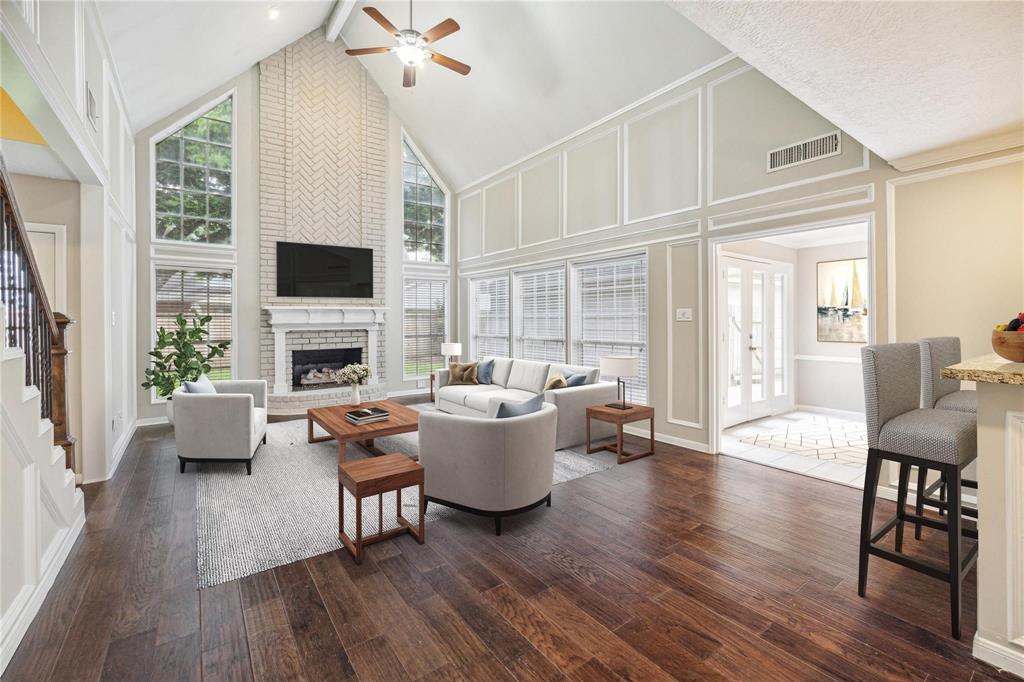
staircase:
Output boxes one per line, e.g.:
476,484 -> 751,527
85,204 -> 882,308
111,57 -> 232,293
0,161 -> 84,673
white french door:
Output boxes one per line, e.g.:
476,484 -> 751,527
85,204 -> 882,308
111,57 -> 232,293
720,255 -> 793,427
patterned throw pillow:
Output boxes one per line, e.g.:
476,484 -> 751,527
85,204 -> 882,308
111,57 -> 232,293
544,374 -> 567,391
448,362 -> 479,385
564,370 -> 587,387
495,393 -> 545,418
477,358 -> 495,385
183,374 -> 216,394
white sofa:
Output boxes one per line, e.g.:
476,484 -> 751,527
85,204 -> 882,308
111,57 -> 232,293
172,380 -> 268,474
435,357 -> 616,449
419,403 -> 557,535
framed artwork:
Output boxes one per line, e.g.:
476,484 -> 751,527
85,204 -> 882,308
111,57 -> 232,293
816,258 -> 868,343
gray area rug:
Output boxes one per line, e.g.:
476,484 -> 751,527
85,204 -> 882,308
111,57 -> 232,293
195,404 -> 614,588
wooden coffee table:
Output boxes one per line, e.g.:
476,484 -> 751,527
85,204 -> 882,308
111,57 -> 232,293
307,399 -> 419,465
585,403 -> 655,464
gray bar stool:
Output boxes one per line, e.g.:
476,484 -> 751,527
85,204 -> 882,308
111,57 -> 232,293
916,337 -> 978,539
859,342 -> 978,639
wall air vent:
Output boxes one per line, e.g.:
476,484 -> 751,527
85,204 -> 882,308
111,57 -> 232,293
767,130 -> 841,173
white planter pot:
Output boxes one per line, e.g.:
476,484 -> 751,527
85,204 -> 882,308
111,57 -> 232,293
166,398 -> 175,425
350,384 -> 361,405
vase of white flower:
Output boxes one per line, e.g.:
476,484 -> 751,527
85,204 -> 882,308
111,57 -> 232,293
337,363 -> 370,405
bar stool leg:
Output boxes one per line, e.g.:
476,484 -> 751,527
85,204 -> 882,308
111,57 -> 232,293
895,462 -> 911,552
946,464 -> 962,640
858,449 -> 883,597
939,471 -> 947,517
914,465 -> 927,540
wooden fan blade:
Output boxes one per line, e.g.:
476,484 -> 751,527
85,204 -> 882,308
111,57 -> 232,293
421,18 -> 460,44
363,6 -> 399,36
403,65 -> 417,88
429,51 -> 471,76
345,47 -> 392,56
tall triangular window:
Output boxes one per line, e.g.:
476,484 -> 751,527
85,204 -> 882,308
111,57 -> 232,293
402,141 -> 446,262
154,97 -> 233,244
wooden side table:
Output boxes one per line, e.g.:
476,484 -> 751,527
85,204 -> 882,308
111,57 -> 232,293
585,404 -> 655,464
338,454 -> 424,564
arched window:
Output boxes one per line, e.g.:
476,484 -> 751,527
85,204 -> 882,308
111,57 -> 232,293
402,140 -> 446,262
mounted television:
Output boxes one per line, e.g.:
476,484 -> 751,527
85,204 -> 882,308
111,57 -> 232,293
276,242 -> 373,298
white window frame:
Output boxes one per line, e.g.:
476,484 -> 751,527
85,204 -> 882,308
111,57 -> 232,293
149,88 -> 237,252
149,258 -> 238,404
469,273 -> 511,360
512,264 -> 568,363
569,251 -> 649,404
401,132 -> 451,266
402,275 -> 450,381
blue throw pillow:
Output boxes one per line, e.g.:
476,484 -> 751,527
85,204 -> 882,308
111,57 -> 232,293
564,370 -> 587,387
183,374 -> 216,394
477,358 -> 495,385
495,393 -> 544,419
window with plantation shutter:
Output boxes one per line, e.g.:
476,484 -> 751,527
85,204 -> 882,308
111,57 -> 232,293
403,278 -> 447,378
154,96 -> 232,244
514,267 -> 566,363
571,254 -> 648,404
470,276 -> 509,359
153,266 -> 233,379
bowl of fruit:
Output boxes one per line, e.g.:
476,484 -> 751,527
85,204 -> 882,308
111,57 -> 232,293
993,313 -> 1024,362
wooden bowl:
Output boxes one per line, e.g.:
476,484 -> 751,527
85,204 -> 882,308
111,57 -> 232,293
992,330 -> 1024,362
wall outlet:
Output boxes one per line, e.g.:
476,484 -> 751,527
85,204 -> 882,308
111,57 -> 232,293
675,308 -> 693,322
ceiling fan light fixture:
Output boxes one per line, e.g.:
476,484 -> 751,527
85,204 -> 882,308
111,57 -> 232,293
396,43 -> 426,67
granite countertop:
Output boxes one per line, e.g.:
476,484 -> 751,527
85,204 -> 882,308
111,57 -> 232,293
942,354 -> 1024,385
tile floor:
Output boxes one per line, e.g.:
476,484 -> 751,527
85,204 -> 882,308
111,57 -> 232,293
721,410 -> 867,488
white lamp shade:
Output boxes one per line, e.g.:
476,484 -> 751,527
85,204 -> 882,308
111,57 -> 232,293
440,342 -> 462,357
600,355 -> 639,378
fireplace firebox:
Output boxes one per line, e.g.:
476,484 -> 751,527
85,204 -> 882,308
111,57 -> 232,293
292,348 -> 363,389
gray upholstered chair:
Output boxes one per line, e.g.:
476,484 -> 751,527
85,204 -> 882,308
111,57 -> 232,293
919,337 -> 977,413
417,403 -> 557,535
172,380 -> 268,474
859,343 -> 978,639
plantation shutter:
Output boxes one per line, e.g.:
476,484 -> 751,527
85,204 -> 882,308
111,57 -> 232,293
470,276 -> 509,359
514,267 -> 566,363
403,278 -> 447,378
572,254 -> 648,404
153,266 -> 233,379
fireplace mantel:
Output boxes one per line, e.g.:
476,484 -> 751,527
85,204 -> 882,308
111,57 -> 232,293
264,306 -> 388,394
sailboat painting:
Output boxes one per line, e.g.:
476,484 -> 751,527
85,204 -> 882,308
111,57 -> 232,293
816,258 -> 868,343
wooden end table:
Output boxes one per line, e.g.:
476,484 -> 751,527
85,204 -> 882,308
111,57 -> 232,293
338,454 -> 424,564
308,399 -> 419,465
585,404 -> 655,464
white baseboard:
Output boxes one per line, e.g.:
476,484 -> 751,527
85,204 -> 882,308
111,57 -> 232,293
0,506 -> 85,674
794,404 -> 866,421
135,416 -> 168,427
622,424 -> 711,454
972,633 -> 1024,677
386,388 -> 430,398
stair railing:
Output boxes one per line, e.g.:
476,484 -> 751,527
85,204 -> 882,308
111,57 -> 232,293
0,157 -> 75,469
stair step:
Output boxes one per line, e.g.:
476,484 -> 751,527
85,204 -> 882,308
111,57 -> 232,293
37,417 -> 53,438
2,347 -> 25,362
22,385 -> 41,404
51,445 -> 66,466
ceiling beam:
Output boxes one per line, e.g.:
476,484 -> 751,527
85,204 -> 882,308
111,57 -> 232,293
325,0 -> 357,42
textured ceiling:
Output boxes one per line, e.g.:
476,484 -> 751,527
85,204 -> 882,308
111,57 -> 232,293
98,0 -> 334,130
672,0 -> 1024,166
342,1 -> 729,189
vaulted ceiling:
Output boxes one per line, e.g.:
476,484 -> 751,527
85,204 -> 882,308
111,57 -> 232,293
672,0 -> 1024,169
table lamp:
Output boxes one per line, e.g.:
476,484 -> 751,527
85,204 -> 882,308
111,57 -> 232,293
599,356 -> 639,410
440,342 -> 462,367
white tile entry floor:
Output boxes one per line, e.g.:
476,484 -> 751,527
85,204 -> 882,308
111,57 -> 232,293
721,410 -> 867,488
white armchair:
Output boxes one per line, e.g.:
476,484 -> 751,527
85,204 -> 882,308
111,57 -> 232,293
418,403 -> 557,535
172,380 -> 268,475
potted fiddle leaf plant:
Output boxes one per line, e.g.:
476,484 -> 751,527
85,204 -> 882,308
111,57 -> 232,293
142,313 -> 230,424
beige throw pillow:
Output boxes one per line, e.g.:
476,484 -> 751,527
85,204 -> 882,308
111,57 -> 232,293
544,373 -> 567,391
448,362 -> 479,385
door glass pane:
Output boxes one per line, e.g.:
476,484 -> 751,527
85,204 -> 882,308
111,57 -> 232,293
726,267 -> 742,408
751,271 -> 764,402
774,272 -> 786,396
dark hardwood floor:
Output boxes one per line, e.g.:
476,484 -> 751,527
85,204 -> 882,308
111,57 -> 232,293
3,398 -> 1015,681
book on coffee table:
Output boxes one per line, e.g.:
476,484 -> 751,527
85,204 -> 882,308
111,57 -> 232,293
345,407 -> 391,425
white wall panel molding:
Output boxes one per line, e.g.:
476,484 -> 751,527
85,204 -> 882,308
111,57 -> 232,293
666,239 -> 704,429
624,89 -> 702,225
563,127 -> 621,237
707,65 -> 870,207
517,153 -> 561,249
457,189 -> 483,262
709,184 -> 874,231
482,175 -> 517,256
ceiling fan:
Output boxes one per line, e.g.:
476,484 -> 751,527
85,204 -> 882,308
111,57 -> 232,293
345,1 -> 471,88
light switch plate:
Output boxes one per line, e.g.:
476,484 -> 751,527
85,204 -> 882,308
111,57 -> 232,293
675,308 -> 693,322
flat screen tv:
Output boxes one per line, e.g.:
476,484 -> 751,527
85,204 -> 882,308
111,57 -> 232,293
276,242 -> 373,298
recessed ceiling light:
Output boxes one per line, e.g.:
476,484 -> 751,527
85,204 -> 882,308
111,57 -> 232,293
268,6 -> 280,20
